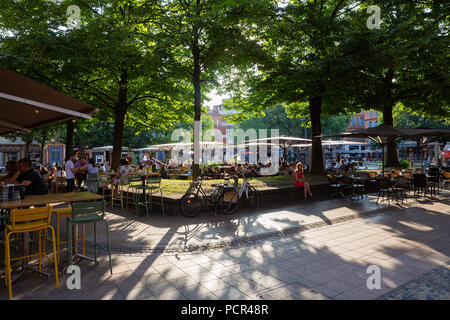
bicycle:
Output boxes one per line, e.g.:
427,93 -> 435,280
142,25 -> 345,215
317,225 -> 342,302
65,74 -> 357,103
180,175 -> 238,217
220,170 -> 259,214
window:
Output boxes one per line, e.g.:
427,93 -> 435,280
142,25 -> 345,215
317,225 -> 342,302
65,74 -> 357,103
3,152 -> 18,164
361,146 -> 366,150
49,146 -> 63,166
349,146 -> 359,150
351,117 -> 356,126
369,111 -> 373,117
359,117 -> 364,126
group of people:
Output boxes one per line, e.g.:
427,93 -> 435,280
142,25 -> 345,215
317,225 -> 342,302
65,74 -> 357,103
0,159 -> 48,196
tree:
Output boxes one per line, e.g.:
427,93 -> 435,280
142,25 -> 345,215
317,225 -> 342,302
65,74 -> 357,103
158,0 -> 272,178
0,0 -> 193,170
223,0 -> 359,174
344,0 -> 450,167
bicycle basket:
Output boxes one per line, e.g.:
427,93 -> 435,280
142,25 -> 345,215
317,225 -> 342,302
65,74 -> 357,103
223,190 -> 238,203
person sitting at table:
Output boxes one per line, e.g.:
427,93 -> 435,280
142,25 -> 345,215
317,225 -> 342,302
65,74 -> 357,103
1,160 -> 20,184
160,163 -> 170,179
293,162 -> 313,200
74,157 -> 89,190
106,158 -> 133,198
9,159 -> 48,195
85,159 -> 99,193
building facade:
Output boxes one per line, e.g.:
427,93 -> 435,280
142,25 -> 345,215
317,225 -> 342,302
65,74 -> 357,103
345,110 -> 380,143
0,137 -> 65,167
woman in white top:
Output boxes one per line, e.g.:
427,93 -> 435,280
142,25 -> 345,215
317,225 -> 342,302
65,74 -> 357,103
53,166 -> 66,178
106,159 -> 133,198
85,159 -> 99,193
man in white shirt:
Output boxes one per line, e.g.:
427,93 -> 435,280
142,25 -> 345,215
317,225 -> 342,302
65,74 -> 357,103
65,153 -> 79,192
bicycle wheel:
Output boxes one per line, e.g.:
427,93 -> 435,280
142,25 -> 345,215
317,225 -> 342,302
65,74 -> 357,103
220,188 -> 240,214
246,186 -> 259,209
180,193 -> 203,217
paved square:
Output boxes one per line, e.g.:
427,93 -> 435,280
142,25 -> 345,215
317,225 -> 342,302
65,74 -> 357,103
1,191 -> 449,300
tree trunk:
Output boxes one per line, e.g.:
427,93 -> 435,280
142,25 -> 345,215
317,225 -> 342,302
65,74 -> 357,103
40,143 -> 45,164
24,143 -> 30,159
309,96 -> 325,175
111,68 -> 128,171
192,44 -> 202,179
383,105 -> 399,167
65,119 -> 74,160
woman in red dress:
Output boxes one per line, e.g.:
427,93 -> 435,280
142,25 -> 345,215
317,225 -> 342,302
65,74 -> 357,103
293,162 -> 313,200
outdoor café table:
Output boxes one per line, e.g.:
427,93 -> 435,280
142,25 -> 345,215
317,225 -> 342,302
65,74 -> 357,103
0,192 -> 103,282
177,173 -> 192,180
130,172 -> 160,215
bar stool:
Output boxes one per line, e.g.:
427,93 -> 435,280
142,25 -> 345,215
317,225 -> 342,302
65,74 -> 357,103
47,208 -> 85,265
66,200 -> 112,275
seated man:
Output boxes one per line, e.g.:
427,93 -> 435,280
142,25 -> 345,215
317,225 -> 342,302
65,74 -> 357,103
1,160 -> 20,184
14,159 -> 48,195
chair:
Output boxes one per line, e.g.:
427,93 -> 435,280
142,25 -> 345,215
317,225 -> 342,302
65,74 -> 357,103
327,174 -> 342,198
4,206 -> 59,300
111,176 -> 129,210
145,177 -> 165,216
392,169 -> 402,175
48,208 -> 85,265
389,172 -> 399,179
53,176 -> 67,193
67,200 -> 112,274
442,171 -> 450,190
85,173 -> 99,193
126,176 -> 144,215
339,176 -> 355,199
98,174 -> 112,205
377,178 -> 393,205
202,166 -> 211,177
412,173 -> 434,197
392,177 -> 409,204
210,166 -> 222,179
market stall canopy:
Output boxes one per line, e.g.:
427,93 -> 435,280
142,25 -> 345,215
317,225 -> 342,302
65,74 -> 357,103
150,142 -> 223,151
92,146 -> 129,151
133,147 -> 160,152
291,140 -> 363,148
247,136 -> 311,146
0,66 -> 98,136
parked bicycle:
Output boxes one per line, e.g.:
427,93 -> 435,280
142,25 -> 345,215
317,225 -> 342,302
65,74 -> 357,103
220,170 -> 259,214
180,175 -> 237,217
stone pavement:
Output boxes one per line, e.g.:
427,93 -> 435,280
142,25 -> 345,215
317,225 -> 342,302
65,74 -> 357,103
0,191 -> 449,300
378,262 -> 449,300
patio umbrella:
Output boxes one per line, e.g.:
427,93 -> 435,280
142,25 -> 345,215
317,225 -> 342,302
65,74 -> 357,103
0,66 -> 97,135
409,127 -> 450,171
293,140 -> 364,161
324,124 -> 431,176
247,135 -> 311,159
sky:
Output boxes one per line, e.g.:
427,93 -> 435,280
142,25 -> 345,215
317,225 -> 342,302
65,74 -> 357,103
205,89 -> 229,107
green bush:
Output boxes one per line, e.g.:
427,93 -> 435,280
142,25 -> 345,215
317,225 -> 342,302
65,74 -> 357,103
399,160 -> 411,169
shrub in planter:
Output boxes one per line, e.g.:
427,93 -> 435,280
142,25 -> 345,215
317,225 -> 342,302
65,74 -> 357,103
399,160 -> 411,169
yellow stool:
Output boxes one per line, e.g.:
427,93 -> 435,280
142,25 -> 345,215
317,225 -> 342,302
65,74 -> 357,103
48,208 -> 85,265
4,206 -> 59,300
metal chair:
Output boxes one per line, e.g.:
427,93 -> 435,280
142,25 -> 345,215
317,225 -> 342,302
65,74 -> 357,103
377,178 -> 393,205
4,206 -> 59,300
327,174 -> 342,198
111,176 -> 129,210
441,171 -> 450,190
126,176 -> 145,215
67,200 -> 112,274
145,177 -> 165,216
